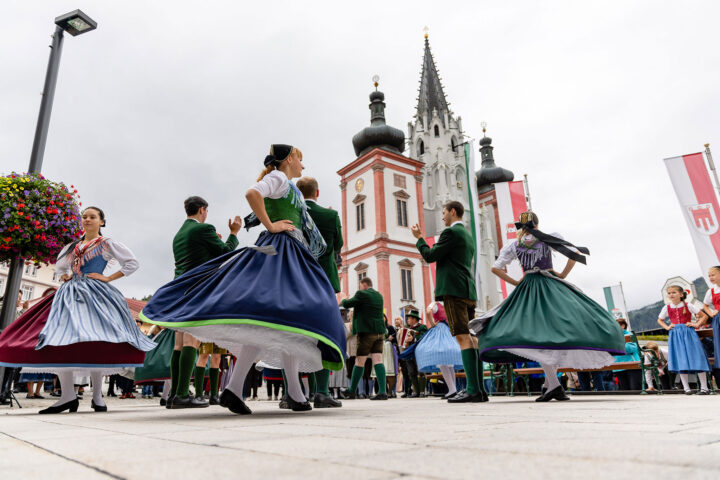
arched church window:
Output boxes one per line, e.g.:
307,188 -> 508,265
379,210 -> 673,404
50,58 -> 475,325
434,125 -> 440,137
418,139 -> 425,155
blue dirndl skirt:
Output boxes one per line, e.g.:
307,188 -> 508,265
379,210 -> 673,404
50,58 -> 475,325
712,314 -> 720,369
415,322 -> 463,373
140,231 -> 347,372
668,324 -> 710,373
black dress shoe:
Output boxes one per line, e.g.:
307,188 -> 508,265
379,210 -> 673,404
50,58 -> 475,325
279,394 -> 290,409
341,389 -> 358,399
107,392 -> 117,397
447,390 -> 483,403
535,386 -> 570,402
39,398 -> 79,414
313,393 -> 342,408
170,395 -> 209,409
219,390 -> 251,415
443,391 -> 459,400
480,390 -> 489,402
91,399 -> 108,412
369,393 -> 388,400
160,398 -> 167,407
209,394 -> 221,405
308,393 -> 316,402
410,393 -> 419,398
165,395 -> 176,409
287,396 -> 312,411
400,392 -> 410,398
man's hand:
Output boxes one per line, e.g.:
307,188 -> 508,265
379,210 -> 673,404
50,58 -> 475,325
229,216 -> 242,235
337,292 -> 348,305
410,224 -> 424,239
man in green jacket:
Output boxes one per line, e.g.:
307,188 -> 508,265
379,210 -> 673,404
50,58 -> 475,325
169,196 -> 242,409
339,277 -> 388,400
412,200 -> 487,403
297,176 -> 343,408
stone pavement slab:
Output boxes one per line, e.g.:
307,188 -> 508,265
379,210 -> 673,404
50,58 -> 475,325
2,394 -> 719,479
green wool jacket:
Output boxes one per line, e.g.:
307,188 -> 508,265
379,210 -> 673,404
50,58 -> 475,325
416,222 -> 477,301
306,200 -> 343,293
409,323 -> 428,344
173,219 -> 239,278
341,288 -> 386,334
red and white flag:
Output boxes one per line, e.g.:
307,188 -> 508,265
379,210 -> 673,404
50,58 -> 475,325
664,152 -> 720,273
494,181 -> 528,298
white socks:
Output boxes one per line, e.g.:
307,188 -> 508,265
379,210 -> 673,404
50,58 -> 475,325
281,353 -> 306,403
90,371 -> 105,407
161,379 -> 171,400
301,377 -> 310,398
679,373 -> 690,392
644,370 -> 655,389
699,373 -> 709,391
224,345 -> 261,396
541,364 -> 561,391
52,371 -> 77,406
439,365 -> 457,395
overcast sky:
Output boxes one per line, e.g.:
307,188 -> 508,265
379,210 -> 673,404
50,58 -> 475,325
2,1 -> 720,310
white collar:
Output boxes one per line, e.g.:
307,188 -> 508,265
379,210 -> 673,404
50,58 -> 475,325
450,221 -> 463,227
668,301 -> 686,309
187,218 -> 200,223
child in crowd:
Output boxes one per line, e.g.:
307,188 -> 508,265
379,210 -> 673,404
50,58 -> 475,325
657,286 -> 711,394
642,341 -> 666,391
700,266 -> 720,388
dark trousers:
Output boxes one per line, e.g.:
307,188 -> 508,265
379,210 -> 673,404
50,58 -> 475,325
616,370 -> 642,391
578,371 -> 606,391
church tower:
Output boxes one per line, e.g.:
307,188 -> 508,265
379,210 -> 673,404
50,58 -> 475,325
408,32 -> 468,236
338,78 -> 433,321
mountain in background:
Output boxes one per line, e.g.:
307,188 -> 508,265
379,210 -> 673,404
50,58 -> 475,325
628,277 -> 708,332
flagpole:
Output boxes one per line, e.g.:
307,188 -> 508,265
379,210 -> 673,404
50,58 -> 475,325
619,281 -> 630,328
523,173 -> 532,211
704,143 -> 720,196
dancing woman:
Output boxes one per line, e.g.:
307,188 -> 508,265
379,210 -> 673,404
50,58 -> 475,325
470,211 -> 625,402
0,207 -> 155,413
140,144 -> 347,414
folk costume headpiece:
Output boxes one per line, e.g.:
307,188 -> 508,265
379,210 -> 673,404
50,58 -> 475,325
264,144 -> 294,168
514,211 -> 590,264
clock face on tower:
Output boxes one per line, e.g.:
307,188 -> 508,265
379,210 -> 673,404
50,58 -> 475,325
355,178 -> 364,192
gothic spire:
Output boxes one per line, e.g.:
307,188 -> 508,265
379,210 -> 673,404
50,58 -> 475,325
417,31 -> 450,128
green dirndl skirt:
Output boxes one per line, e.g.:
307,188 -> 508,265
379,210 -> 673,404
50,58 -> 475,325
471,270 -> 626,367
133,329 -> 175,384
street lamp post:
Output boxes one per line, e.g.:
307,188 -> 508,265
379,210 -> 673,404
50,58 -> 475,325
0,10 -> 97,403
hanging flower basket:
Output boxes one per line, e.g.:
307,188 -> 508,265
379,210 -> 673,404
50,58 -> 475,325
0,172 -> 82,265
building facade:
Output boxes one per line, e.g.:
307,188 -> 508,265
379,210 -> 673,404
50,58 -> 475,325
338,84 -> 433,321
0,261 -> 62,303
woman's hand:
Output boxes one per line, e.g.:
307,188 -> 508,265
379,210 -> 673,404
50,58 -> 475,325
87,273 -> 111,283
60,274 -> 73,282
268,220 -> 295,233
666,324 -> 675,331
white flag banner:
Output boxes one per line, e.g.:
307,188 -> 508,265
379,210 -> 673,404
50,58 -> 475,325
494,180 -> 528,298
664,152 -> 720,274
603,284 -> 629,327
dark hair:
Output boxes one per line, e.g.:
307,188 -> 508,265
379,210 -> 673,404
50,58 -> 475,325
668,285 -> 687,301
296,176 -> 319,199
360,277 -> 373,287
443,201 -> 464,218
617,318 -> 628,329
184,196 -> 208,216
83,206 -> 106,234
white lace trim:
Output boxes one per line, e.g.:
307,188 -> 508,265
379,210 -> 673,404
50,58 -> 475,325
501,348 -> 616,369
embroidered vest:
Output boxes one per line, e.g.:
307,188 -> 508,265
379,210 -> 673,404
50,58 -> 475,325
70,239 -> 109,276
516,238 -> 553,271
667,304 -> 692,325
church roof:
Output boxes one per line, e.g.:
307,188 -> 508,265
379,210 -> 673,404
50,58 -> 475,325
417,35 -> 450,128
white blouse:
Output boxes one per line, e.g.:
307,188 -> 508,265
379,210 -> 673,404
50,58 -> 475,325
492,232 -> 565,269
55,238 -> 139,277
251,170 -> 292,199
657,301 -> 699,320
702,286 -> 720,306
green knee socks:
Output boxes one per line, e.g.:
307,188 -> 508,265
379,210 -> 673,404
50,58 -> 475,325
349,365 -> 364,393
315,369 -> 330,396
193,365 -> 206,397
461,348 -> 481,395
176,346 -> 197,398
169,349 -> 181,397
209,368 -> 219,396
373,364 -> 387,394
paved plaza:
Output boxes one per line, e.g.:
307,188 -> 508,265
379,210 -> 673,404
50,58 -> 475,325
1,393 -> 719,479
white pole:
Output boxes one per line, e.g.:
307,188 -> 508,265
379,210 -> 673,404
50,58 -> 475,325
704,143 -> 720,196
523,173 -> 532,211
619,281 -> 631,329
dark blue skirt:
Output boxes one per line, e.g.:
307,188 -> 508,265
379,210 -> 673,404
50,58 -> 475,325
140,232 -> 346,371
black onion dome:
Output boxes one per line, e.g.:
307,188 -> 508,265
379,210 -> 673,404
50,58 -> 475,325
352,89 -> 406,157
475,135 -> 514,194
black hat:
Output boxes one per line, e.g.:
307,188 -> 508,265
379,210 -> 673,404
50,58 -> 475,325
406,309 -> 421,320
264,144 -> 294,167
